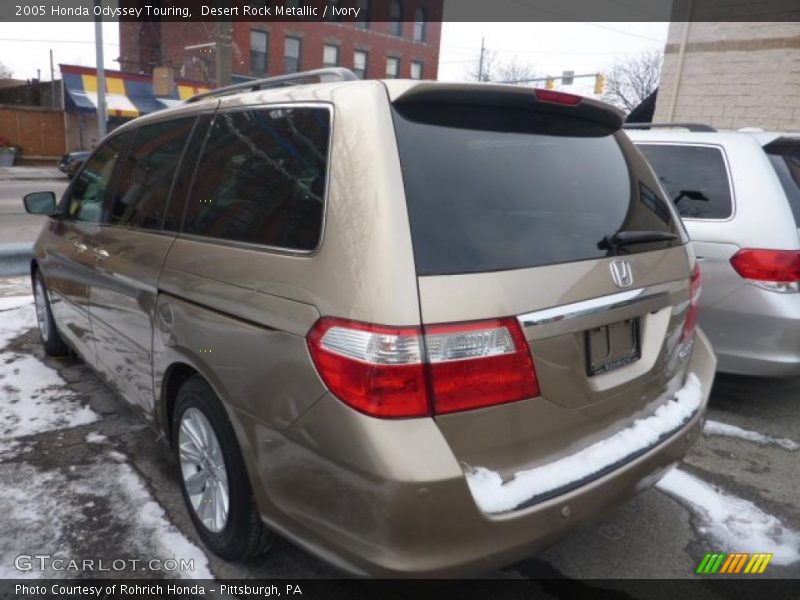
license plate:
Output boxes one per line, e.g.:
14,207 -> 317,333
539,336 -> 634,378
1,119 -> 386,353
585,318 -> 640,376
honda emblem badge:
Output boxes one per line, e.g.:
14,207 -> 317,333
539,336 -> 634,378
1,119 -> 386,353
610,259 -> 634,288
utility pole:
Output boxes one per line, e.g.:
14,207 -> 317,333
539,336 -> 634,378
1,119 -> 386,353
214,0 -> 232,87
477,36 -> 485,82
94,0 -> 107,139
49,49 -> 56,108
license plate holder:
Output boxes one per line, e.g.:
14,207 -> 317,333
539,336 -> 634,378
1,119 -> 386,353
585,318 -> 640,376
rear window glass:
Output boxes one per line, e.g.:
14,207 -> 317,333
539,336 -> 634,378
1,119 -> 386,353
637,144 -> 733,220
766,148 -> 800,226
183,107 -> 330,251
392,103 -> 680,276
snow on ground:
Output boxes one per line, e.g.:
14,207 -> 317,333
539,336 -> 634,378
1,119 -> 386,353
0,461 -> 213,579
656,468 -> 800,566
114,466 -> 214,579
703,419 -> 799,451
0,296 -> 34,311
0,294 -> 35,347
0,290 -> 214,579
0,277 -> 31,298
85,432 -> 107,444
465,374 -> 705,514
0,297 -> 98,447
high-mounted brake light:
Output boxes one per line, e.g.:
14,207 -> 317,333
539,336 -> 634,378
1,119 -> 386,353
533,88 -> 583,106
681,263 -> 702,344
730,249 -> 800,293
307,317 -> 539,418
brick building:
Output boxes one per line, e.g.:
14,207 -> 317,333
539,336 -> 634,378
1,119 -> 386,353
654,21 -> 800,131
119,1 -> 441,84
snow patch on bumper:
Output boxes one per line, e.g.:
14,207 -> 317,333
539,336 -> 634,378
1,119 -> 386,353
465,373 -> 704,515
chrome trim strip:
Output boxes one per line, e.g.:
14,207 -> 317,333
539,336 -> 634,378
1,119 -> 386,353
517,286 -> 668,328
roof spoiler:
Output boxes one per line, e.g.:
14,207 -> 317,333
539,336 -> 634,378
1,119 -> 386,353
763,135 -> 800,155
623,122 -> 717,132
390,82 -> 624,132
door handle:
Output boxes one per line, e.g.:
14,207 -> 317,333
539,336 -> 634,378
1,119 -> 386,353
92,247 -> 110,261
73,241 -> 88,253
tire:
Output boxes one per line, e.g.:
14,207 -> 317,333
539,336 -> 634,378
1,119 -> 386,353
172,375 -> 273,561
33,271 -> 69,357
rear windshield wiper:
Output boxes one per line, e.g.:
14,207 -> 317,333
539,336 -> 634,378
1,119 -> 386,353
674,189 -> 709,204
598,230 -> 680,252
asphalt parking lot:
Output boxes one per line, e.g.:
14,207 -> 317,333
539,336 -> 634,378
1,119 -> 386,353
0,274 -> 798,586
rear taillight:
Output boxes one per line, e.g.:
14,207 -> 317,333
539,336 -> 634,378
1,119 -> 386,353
425,318 -> 539,415
730,249 -> 800,293
307,317 -> 539,418
306,319 -> 428,418
681,263 -> 702,344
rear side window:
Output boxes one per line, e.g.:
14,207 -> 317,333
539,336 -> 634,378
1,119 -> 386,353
183,107 -> 330,251
637,144 -> 733,220
392,103 -> 680,276
765,146 -> 800,226
106,117 -> 195,230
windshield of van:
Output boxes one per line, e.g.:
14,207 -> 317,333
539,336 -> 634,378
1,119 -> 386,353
392,102 -> 682,276
765,141 -> 800,227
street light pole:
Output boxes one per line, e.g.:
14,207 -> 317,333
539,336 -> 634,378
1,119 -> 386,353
94,0 -> 107,140
49,49 -> 56,108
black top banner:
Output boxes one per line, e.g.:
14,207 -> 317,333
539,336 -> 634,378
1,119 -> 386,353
3,0 -> 800,22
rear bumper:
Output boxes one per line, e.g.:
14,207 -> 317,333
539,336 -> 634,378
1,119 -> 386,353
700,282 -> 800,377
239,331 -> 716,578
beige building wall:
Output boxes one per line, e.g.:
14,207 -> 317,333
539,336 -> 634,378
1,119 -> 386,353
654,22 -> 800,131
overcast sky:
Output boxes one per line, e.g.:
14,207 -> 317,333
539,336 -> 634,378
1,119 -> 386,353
0,21 -> 668,94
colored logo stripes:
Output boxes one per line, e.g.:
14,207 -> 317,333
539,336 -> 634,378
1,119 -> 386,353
696,552 -> 773,574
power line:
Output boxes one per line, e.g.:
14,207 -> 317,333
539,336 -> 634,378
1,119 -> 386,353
0,37 -> 119,45
584,22 -> 665,43
604,0 -> 667,20
444,45 -> 663,56
507,0 -> 666,43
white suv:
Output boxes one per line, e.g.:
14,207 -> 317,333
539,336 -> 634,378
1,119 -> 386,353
626,124 -> 800,377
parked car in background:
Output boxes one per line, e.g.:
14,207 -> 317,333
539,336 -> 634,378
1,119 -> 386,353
627,124 -> 800,377
57,150 -> 90,178
22,70 -> 715,577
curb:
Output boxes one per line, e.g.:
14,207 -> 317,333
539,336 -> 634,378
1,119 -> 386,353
0,243 -> 34,278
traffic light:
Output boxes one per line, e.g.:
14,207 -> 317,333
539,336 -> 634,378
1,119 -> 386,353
545,77 -> 556,90
594,73 -> 606,95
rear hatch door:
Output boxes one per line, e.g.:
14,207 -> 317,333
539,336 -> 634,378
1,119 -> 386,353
390,84 -> 698,511
764,135 -> 800,239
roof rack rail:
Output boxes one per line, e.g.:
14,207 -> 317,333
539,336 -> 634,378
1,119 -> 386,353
623,122 -> 717,133
186,67 -> 358,103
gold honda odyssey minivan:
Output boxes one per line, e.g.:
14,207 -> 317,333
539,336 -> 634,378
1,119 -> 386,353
23,69 -> 716,577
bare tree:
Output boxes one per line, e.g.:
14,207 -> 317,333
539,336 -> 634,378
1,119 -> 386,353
493,55 -> 539,83
0,61 -> 13,79
602,50 -> 663,113
464,49 -> 537,83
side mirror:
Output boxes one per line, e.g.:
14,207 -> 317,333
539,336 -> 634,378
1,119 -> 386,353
23,191 -> 57,216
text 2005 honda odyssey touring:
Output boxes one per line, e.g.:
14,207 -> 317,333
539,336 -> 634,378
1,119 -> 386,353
23,69 -> 715,577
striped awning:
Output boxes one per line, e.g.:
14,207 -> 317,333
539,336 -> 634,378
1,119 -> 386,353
61,65 -> 210,118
